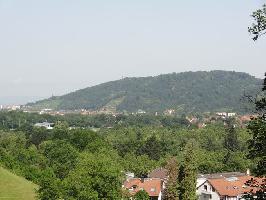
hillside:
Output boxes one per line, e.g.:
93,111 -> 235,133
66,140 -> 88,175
28,71 -> 262,113
0,167 -> 37,200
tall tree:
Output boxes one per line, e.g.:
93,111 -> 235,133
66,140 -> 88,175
164,157 -> 180,200
224,118 -> 239,152
247,74 -> 266,176
244,75 -> 266,200
249,5 -> 266,40
180,141 -> 198,200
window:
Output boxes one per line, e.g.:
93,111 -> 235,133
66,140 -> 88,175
132,185 -> 137,190
151,188 -> 156,192
204,185 -> 207,191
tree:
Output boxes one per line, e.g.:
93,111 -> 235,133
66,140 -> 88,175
28,127 -> 49,148
52,121 -> 69,140
246,74 -> 266,176
41,140 -> 79,179
243,75 -> 266,200
137,135 -> 163,160
224,118 -> 239,152
37,170 -> 62,200
63,152 -> 122,199
164,157 -> 180,200
134,190 -> 150,200
249,5 -> 266,40
122,153 -> 157,177
180,141 -> 197,200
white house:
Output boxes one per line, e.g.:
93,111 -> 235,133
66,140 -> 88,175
227,113 -> 236,117
197,174 -> 261,200
34,122 -> 54,129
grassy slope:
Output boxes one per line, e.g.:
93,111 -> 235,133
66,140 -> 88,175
0,167 -> 37,200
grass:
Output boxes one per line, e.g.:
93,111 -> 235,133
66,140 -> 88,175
0,167 -> 37,200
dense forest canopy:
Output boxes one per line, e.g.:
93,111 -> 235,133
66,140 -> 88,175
28,71 -> 261,113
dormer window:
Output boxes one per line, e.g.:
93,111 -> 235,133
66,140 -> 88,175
130,185 -> 138,190
204,185 -> 208,191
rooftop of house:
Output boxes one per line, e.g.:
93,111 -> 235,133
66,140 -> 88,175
123,178 -> 162,197
197,172 -> 246,179
208,176 -> 264,197
148,168 -> 168,180
34,122 -> 54,126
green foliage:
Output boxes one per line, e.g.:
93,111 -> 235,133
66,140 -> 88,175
224,119 -> 239,152
164,157 -> 180,200
243,74 -> 266,200
29,71 -> 261,113
249,5 -> 266,40
63,152 -> 122,200
37,173 -> 61,200
0,111 -> 257,199
180,141 -> 197,200
41,140 -> 79,179
137,135 -> 163,160
133,190 -> 150,200
122,153 -> 157,177
247,74 -> 266,176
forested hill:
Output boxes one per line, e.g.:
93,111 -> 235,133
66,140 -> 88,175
28,71 -> 262,113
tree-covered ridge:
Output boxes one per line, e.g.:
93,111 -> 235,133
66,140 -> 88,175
28,71 -> 261,113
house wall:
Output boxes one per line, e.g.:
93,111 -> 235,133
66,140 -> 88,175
158,191 -> 162,200
197,181 -> 220,200
225,197 -> 237,200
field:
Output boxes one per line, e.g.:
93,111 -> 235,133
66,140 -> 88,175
0,167 -> 37,200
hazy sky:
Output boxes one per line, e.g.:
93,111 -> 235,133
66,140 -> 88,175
0,0 -> 265,103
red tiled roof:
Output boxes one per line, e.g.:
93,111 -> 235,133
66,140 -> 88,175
208,176 -> 264,197
148,168 -> 168,180
123,178 -> 162,197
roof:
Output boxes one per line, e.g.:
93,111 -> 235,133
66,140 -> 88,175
34,122 -> 54,126
208,176 -> 263,197
197,172 -> 246,179
123,178 -> 162,197
148,168 -> 168,180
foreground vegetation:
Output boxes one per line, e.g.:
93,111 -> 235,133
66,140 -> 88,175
0,110 -> 256,199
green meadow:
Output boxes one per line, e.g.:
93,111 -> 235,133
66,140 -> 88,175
0,167 -> 37,200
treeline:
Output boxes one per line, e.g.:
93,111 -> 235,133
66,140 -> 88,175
0,111 -> 190,130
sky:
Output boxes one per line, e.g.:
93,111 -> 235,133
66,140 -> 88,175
0,0 -> 265,104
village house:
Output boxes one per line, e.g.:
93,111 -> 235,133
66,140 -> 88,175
34,122 -> 54,129
197,172 -> 262,200
123,178 -> 163,200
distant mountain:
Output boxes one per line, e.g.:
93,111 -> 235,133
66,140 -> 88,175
27,71 -> 262,113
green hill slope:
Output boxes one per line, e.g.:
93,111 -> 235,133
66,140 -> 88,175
0,167 -> 37,200
28,70 -> 262,113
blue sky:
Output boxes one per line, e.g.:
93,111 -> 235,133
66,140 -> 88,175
0,0 -> 265,103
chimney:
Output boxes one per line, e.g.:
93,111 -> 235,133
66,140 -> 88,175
246,169 -> 250,176
141,177 -> 145,183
